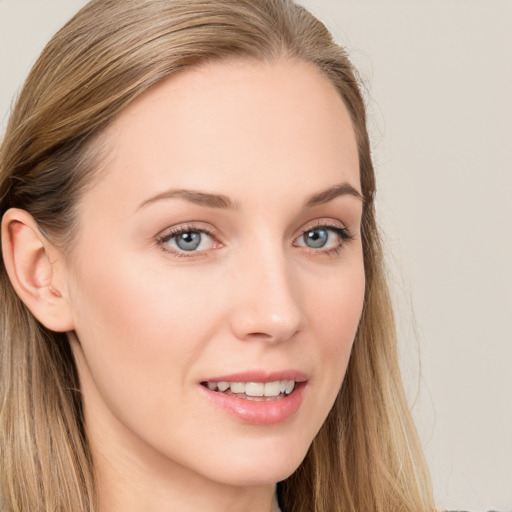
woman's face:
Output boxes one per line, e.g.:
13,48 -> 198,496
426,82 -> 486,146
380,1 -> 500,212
65,59 -> 364,488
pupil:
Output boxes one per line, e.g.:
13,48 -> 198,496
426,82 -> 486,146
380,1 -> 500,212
176,232 -> 201,251
305,229 -> 328,248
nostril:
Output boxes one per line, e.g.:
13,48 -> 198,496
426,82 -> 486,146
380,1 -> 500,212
247,332 -> 273,339
236,323 -> 301,343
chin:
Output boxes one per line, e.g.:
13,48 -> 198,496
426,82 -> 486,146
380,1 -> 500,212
193,437 -> 310,487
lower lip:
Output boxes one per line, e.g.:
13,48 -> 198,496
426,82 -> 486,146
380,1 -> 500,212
199,383 -> 306,426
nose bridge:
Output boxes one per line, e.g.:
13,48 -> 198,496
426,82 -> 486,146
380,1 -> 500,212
230,235 -> 304,342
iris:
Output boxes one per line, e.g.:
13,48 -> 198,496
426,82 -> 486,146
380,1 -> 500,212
304,228 -> 329,249
175,232 -> 202,251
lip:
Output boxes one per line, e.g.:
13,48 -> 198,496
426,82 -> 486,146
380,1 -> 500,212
199,369 -> 308,426
202,369 -> 308,384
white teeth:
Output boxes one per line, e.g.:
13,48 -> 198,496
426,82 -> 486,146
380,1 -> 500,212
285,380 -> 295,394
230,382 -> 245,394
264,381 -> 281,397
217,381 -> 229,392
245,382 -> 264,397
205,380 -> 296,397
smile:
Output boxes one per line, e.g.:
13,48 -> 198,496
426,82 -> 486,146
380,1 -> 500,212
199,371 -> 307,424
202,380 -> 296,400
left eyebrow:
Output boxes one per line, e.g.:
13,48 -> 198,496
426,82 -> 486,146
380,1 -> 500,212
305,182 -> 364,207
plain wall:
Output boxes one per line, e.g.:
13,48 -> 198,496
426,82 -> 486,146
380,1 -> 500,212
1,1 -> 511,511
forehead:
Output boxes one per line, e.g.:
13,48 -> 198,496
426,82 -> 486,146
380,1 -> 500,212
85,58 -> 360,211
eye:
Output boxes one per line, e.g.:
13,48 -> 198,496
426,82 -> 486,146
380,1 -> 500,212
158,226 -> 219,255
294,224 -> 353,252
303,228 -> 331,249
172,231 -> 204,251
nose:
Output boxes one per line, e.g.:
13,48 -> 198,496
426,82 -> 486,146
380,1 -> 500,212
229,246 -> 305,343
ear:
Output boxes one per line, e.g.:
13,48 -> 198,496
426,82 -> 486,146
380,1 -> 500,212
1,208 -> 74,332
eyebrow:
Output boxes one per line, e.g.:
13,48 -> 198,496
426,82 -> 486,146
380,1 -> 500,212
137,181 -> 363,211
138,189 -> 239,210
305,182 -> 364,207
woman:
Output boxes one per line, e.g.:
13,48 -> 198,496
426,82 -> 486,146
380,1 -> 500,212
0,1 -> 436,511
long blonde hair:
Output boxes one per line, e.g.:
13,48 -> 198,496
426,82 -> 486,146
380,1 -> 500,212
0,1 -> 436,511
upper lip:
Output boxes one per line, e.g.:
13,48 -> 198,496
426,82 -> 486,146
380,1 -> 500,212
201,370 -> 308,383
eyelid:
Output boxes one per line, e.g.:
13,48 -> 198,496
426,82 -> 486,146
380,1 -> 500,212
156,222 -> 222,257
155,218 -> 354,259
293,219 -> 354,253
296,219 -> 351,239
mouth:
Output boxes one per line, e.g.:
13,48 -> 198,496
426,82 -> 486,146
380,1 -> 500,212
200,380 -> 296,401
199,371 -> 308,425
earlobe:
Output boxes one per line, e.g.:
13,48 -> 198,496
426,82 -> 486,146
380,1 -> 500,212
1,208 -> 75,332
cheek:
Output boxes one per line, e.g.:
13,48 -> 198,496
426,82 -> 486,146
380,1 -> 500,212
72,247 -> 214,342
300,255 -> 365,425
68,255 -> 217,413
308,259 -> 365,349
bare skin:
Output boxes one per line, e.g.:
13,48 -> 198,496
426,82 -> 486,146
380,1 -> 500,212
2,58 -> 364,512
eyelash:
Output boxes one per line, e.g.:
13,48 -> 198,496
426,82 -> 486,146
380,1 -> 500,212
157,224 -> 219,258
156,222 -> 354,258
296,222 -> 354,257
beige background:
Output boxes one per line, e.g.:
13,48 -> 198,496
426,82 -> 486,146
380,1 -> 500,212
1,1 -> 511,510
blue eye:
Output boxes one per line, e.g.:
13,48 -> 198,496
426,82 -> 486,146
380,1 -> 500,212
159,228 -> 216,254
303,228 -> 329,248
174,231 -> 202,251
295,225 -> 352,252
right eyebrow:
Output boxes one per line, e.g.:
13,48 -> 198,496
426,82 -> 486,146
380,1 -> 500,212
137,188 -> 240,211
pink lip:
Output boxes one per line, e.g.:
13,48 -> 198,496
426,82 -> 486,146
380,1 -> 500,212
199,369 -> 308,426
202,369 -> 308,383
